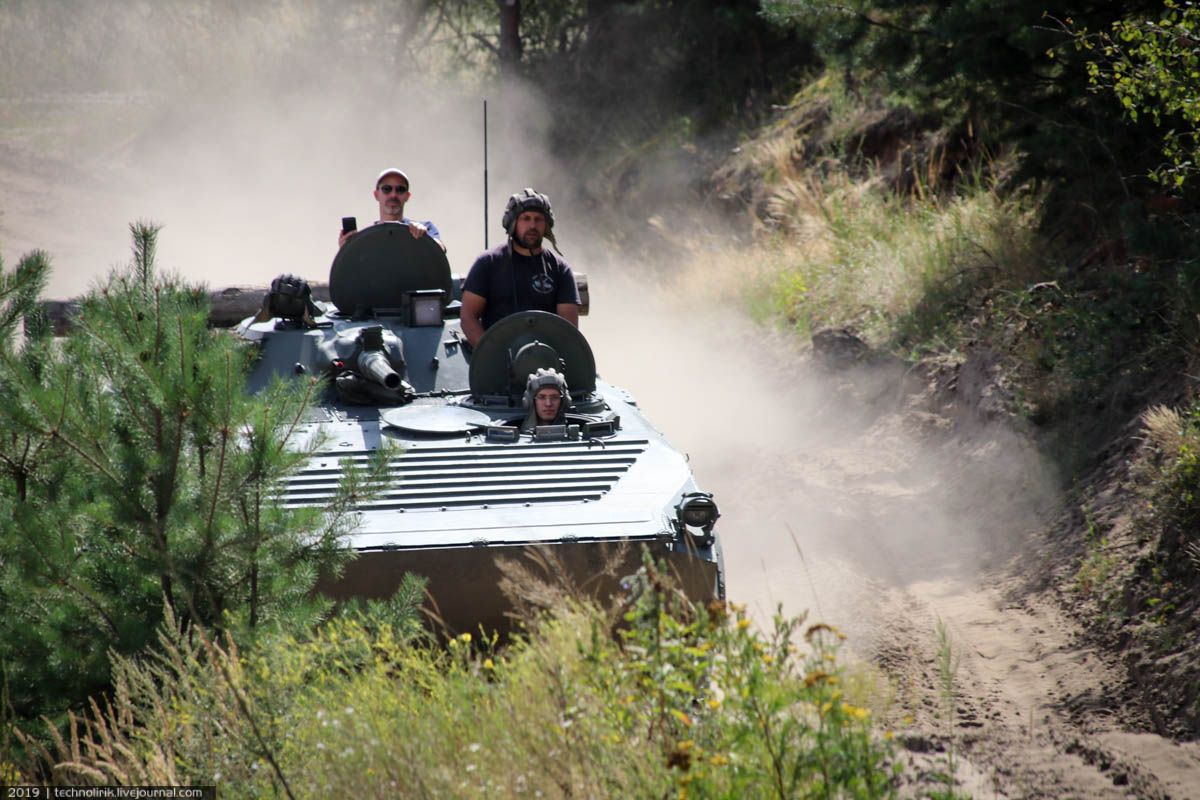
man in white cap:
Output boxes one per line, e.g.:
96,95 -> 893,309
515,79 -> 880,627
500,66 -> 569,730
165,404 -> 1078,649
338,168 -> 445,252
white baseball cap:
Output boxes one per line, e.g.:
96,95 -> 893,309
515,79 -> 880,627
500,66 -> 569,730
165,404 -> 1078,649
375,168 -> 409,188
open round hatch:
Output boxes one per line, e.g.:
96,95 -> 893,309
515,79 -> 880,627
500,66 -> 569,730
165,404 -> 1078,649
379,404 -> 493,434
468,311 -> 596,399
329,223 -> 452,315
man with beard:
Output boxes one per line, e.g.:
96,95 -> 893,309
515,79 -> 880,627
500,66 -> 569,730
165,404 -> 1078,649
460,188 -> 580,347
338,167 -> 445,252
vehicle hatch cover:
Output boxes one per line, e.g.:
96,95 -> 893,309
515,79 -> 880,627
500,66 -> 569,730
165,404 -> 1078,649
469,311 -> 596,398
380,404 -> 493,433
329,223 -> 452,314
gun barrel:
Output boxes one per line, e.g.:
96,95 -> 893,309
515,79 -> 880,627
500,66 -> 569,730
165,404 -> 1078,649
357,350 -> 402,389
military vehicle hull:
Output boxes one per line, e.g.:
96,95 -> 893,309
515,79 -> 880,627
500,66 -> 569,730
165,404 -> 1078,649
240,223 -> 722,633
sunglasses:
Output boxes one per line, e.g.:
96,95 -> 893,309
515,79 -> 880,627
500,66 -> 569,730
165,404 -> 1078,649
379,184 -> 409,194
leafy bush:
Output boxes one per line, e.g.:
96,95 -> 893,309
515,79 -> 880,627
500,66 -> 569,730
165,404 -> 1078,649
1074,0 -> 1200,188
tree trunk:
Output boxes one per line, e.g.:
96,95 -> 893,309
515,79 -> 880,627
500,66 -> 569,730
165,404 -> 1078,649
498,0 -> 520,75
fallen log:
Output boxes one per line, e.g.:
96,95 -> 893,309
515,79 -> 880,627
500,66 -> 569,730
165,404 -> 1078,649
38,273 -> 588,334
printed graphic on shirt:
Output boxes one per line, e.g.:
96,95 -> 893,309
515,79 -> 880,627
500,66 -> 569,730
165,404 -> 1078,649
531,273 -> 556,295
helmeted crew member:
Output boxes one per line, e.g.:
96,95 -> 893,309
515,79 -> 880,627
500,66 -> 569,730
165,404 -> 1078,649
460,188 -> 580,347
338,167 -> 445,252
520,368 -> 569,431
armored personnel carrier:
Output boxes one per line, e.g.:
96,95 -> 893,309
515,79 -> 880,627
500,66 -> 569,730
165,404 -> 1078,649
238,223 -> 723,633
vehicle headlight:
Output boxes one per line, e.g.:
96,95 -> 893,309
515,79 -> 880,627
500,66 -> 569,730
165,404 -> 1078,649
675,492 -> 719,545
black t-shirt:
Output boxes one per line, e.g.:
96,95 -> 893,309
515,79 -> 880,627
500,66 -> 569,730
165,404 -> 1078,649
463,242 -> 581,330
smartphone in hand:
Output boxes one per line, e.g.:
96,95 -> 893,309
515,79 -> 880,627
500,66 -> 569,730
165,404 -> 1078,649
341,216 -> 357,233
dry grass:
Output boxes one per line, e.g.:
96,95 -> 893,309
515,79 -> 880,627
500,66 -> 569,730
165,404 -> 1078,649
665,161 -> 1043,352
1142,404 -> 1186,457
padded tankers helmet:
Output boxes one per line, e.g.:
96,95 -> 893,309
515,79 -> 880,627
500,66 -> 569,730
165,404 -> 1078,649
502,188 -> 555,236
522,368 -> 568,410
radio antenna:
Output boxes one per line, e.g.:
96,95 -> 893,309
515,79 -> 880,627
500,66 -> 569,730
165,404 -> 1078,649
483,99 -> 489,250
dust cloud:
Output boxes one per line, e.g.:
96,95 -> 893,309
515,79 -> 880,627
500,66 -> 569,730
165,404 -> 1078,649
585,268 -> 1059,646
0,1 -> 580,296
1,1 -> 1060,649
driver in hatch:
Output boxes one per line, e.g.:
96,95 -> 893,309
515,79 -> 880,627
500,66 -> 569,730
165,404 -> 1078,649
520,369 -> 569,431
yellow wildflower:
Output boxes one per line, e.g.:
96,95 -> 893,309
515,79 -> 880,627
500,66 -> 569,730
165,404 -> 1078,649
842,703 -> 871,721
483,658 -> 495,670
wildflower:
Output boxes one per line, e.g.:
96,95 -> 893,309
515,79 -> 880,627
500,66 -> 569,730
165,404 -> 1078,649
842,703 -> 871,721
804,670 -> 830,687
707,698 -> 721,710
762,654 -> 775,665
737,618 -> 751,630
667,742 -> 693,771
469,743 -> 482,753
709,754 -> 729,766
484,658 -> 495,670
677,739 -> 695,752
460,632 -> 472,644
805,622 -> 833,640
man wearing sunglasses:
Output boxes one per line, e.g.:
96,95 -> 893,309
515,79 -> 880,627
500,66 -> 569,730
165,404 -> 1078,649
338,168 -> 445,252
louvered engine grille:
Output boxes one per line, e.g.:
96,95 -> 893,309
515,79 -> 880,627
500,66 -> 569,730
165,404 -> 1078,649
283,439 -> 649,511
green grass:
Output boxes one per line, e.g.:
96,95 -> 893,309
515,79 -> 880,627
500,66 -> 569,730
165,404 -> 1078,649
19,564 -> 899,798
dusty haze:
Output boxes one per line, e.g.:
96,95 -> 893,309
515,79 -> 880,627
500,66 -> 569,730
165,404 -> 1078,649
0,1 -> 1058,646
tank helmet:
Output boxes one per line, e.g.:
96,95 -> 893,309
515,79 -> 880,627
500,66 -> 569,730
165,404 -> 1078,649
522,368 -> 568,410
502,188 -> 555,236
